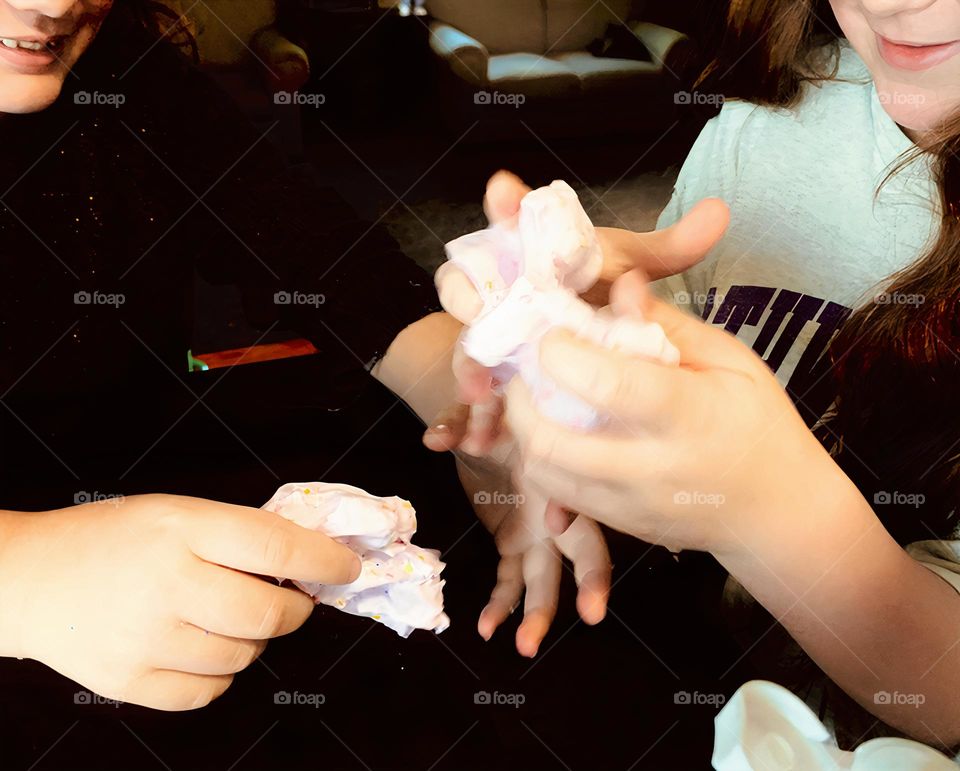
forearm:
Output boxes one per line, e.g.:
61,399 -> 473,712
372,312 -> 461,425
717,470 -> 960,746
0,508 -> 37,659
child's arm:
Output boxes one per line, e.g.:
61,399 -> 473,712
718,487 -> 960,747
371,311 -> 462,427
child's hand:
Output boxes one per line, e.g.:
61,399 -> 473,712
503,271 -> 846,557
432,171 -> 730,452
0,495 -> 360,711
438,437 -> 610,658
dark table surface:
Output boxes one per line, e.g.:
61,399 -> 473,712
0,357 -> 751,771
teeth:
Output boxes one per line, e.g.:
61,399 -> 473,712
0,38 -> 50,51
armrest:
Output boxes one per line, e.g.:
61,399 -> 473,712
631,21 -> 692,76
251,26 -> 311,94
428,21 -> 489,86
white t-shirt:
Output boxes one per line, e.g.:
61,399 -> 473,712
653,43 -> 959,589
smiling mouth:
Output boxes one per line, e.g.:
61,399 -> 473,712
0,34 -> 69,54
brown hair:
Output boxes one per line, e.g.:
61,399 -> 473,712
700,0 -> 960,545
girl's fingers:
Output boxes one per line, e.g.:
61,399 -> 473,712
505,378 -> 655,480
640,296 -> 758,372
484,170 -> 531,225
453,344 -> 494,405
477,553 -> 524,641
187,502 -> 361,586
554,515 -> 611,626
179,561 -> 315,641
157,624 -> 267,676
516,541 -> 562,658
545,499 -> 576,536
609,267 -> 654,320
423,404 -> 470,452
436,262 -> 485,324
121,670 -> 235,712
537,328 -> 695,428
462,395 -> 505,456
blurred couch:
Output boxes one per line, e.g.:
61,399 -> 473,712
426,0 -> 693,139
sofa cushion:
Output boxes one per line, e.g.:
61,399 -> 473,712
427,0 -> 546,55
543,0 -> 632,53
487,54 -> 582,99
554,51 -> 661,96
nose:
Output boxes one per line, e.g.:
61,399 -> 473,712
859,0 -> 940,17
4,0 -> 78,20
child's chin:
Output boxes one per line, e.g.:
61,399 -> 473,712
875,82 -> 960,136
0,73 -> 66,115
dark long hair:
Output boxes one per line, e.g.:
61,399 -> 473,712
699,0 -> 960,545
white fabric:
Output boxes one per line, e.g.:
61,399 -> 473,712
713,681 -> 954,770
263,483 -> 449,638
446,180 -> 679,430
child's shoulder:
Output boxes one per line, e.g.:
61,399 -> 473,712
707,42 -> 875,148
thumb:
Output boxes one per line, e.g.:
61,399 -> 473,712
615,198 -> 730,281
436,262 -> 484,324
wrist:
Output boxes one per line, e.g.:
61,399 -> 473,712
0,509 -> 48,659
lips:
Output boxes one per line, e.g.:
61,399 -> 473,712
877,34 -> 960,72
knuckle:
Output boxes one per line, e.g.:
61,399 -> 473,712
261,524 -> 296,570
526,426 -> 560,463
228,641 -> 264,673
189,675 -> 233,710
610,368 -> 645,415
256,595 -> 288,638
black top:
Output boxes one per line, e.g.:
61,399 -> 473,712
0,6 -> 438,478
